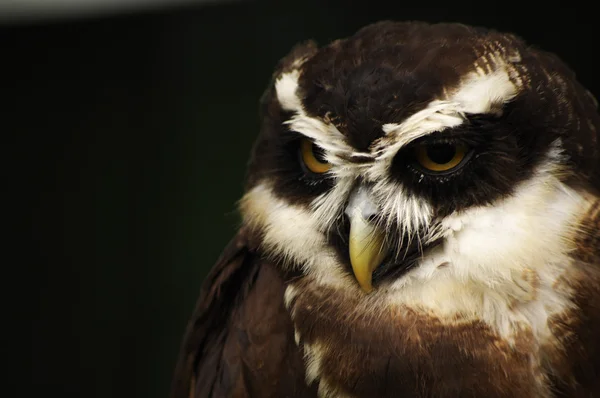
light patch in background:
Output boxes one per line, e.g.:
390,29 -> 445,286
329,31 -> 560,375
0,0 -> 244,24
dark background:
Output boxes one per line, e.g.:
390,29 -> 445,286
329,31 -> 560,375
5,1 -> 597,397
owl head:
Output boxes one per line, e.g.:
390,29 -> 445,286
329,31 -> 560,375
238,21 -> 599,323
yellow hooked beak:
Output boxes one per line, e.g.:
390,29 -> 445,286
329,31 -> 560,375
346,186 -> 389,293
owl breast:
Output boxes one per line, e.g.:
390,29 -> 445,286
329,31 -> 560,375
284,278 -> 552,398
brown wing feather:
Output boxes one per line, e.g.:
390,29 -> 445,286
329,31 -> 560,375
548,199 -> 600,397
169,228 -> 254,398
169,228 -> 313,398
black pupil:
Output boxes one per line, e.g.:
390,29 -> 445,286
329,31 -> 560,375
426,144 -> 456,164
312,143 -> 327,163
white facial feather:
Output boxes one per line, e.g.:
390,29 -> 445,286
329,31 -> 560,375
388,161 -> 589,341
310,177 -> 355,235
450,68 -> 519,115
371,178 -> 433,254
370,62 -> 521,179
285,113 -> 357,163
275,70 -> 303,112
240,183 -> 352,288
275,70 -> 359,162
375,101 -> 465,160
274,52 -> 523,190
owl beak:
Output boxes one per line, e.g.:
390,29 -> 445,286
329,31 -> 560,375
346,186 -> 388,293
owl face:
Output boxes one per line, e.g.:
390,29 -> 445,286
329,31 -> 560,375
240,22 -> 599,336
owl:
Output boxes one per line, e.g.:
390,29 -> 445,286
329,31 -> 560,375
170,21 -> 600,398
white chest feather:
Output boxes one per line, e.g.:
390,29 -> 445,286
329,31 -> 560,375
386,174 -> 587,341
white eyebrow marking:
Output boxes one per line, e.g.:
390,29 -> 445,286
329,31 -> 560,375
275,69 -> 364,165
374,66 -> 520,160
367,57 -> 523,180
275,70 -> 303,112
374,100 -> 466,160
274,49 -> 524,178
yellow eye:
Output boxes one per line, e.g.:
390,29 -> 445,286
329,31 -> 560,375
300,138 -> 332,174
414,143 -> 469,172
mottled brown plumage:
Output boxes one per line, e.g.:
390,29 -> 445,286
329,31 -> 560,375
171,21 -> 600,398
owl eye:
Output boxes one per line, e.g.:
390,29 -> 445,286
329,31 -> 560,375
414,142 -> 470,173
300,138 -> 332,174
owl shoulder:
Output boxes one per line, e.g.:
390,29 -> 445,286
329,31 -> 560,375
169,228 -> 312,398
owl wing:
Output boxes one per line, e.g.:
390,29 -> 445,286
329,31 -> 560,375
169,228 -> 312,398
555,199 -> 600,396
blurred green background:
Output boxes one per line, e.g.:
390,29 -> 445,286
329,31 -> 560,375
5,1 -> 597,397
